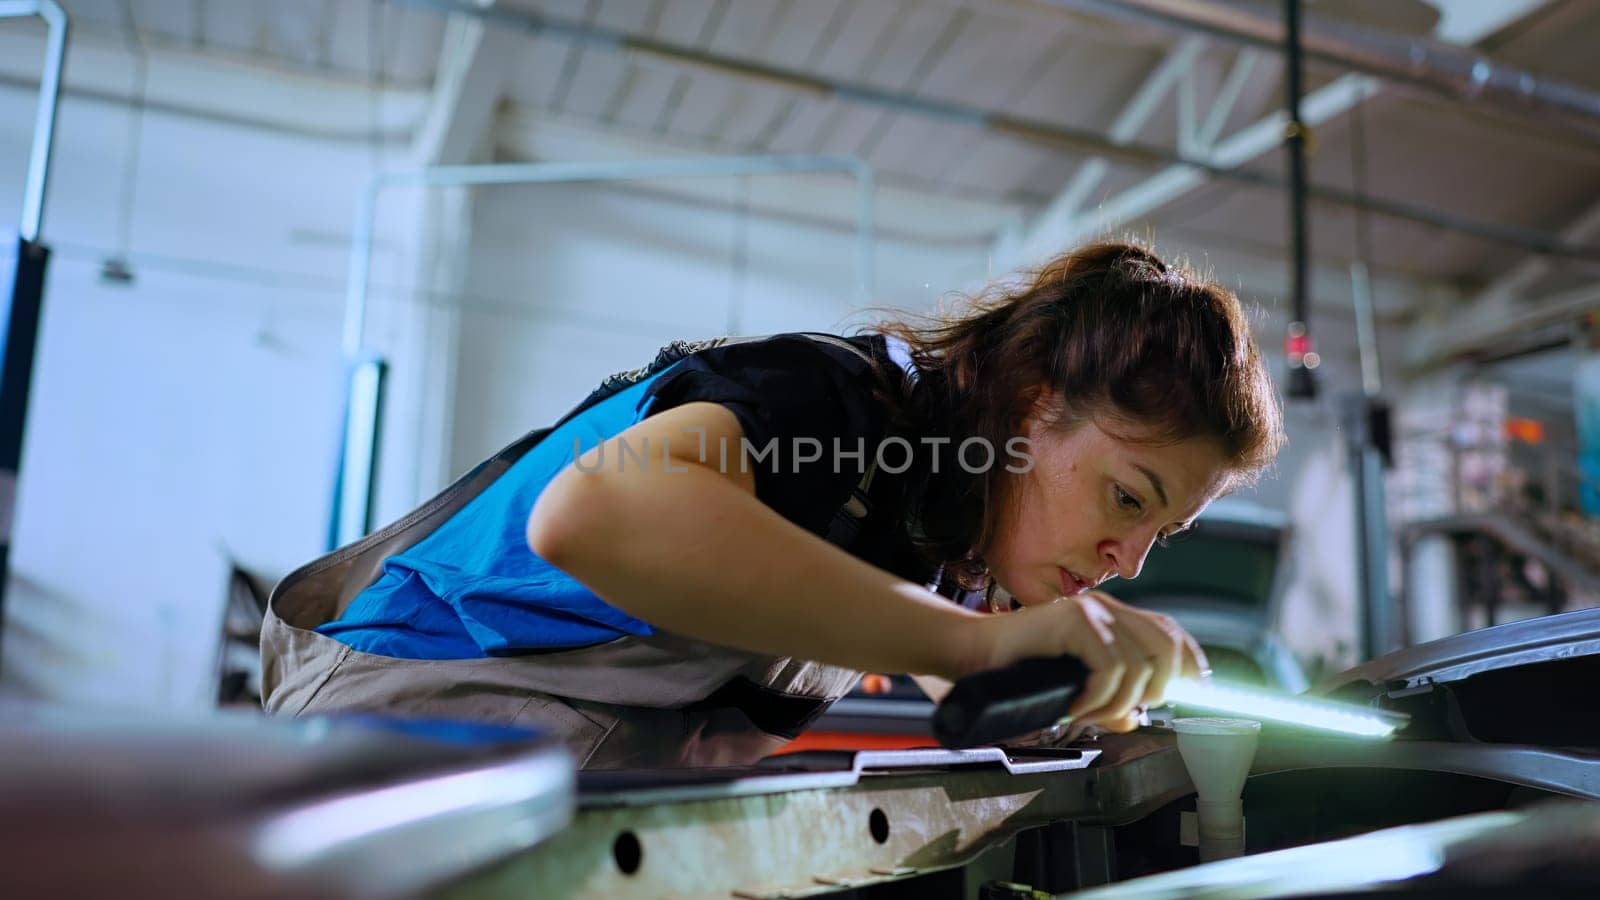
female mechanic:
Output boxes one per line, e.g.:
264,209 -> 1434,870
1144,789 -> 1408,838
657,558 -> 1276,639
260,240 -> 1285,769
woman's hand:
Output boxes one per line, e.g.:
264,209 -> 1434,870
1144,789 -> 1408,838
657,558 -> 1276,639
974,591 -> 1209,734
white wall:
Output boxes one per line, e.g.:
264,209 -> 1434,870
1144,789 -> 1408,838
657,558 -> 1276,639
448,179 -> 990,472
0,81 -> 419,710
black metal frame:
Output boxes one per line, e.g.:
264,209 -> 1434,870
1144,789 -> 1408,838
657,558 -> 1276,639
0,1 -> 67,669
0,237 -> 50,651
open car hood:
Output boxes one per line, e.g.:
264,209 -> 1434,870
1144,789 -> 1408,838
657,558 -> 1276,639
1321,607 -> 1600,693
1314,608 -> 1600,747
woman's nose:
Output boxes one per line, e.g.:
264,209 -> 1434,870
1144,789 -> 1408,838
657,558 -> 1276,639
1101,535 -> 1156,581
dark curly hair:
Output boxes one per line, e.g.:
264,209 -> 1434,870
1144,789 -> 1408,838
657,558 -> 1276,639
868,239 -> 1285,590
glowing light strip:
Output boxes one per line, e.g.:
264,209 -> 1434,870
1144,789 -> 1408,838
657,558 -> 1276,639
1165,679 -> 1402,738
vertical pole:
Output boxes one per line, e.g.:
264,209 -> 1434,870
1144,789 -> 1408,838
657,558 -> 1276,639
18,2 -> 67,246
1577,315 -> 1600,516
1283,0 -> 1316,401
329,359 -> 389,550
0,2 -> 67,667
1348,395 -> 1394,659
0,238 -> 50,658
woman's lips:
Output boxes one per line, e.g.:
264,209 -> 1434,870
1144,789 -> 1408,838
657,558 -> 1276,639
1059,567 -> 1090,595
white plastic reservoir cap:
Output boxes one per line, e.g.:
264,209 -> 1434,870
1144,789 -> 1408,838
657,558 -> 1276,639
1175,716 -> 1261,805
1175,716 -> 1260,862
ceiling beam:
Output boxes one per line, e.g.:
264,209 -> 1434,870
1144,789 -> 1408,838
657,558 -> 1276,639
409,0 -> 519,165
0,20 -> 427,141
1473,196 -> 1600,306
397,0 -> 1600,270
1038,1 -> 1600,138
1006,35 -> 1205,264
1407,279 -> 1600,371
1002,71 -> 1381,269
999,2 -> 1552,272
1195,47 -> 1263,148
392,1 -> 523,509
494,108 -> 1022,246
1407,195 -> 1600,370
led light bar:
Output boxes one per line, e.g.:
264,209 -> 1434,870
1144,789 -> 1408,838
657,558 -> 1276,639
1164,679 -> 1406,738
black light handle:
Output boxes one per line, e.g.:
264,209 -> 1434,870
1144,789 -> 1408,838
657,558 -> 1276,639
932,655 -> 1091,748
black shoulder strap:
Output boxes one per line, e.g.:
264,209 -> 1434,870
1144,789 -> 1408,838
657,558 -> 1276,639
793,335 -> 881,550
577,332 -> 885,552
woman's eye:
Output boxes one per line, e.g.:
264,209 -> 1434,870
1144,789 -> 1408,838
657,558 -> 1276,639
1114,485 -> 1143,512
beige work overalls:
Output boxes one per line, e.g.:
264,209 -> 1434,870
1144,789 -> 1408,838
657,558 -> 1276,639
261,334 -> 899,769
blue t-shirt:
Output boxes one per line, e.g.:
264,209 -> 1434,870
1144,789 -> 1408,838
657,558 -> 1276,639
318,334 -> 911,659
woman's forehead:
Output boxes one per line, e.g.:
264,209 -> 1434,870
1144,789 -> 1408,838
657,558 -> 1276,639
1039,419 -> 1230,502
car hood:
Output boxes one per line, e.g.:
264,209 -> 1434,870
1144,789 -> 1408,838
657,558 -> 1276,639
1320,607 -> 1600,694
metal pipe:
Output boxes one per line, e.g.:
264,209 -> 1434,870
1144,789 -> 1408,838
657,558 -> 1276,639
396,0 -> 1165,168
1350,261 -> 1382,395
1348,103 -> 1384,398
1348,395 -> 1395,660
1285,0 -> 1308,329
1048,0 -> 1600,141
330,358 -> 387,552
391,0 -> 1600,269
1,0 -> 67,243
0,0 -> 65,666
344,154 -> 876,359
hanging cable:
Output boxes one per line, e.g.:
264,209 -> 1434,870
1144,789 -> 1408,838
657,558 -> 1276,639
1283,0 -> 1317,400
102,0 -> 148,285
1348,101 -> 1383,397
1349,103 -> 1374,266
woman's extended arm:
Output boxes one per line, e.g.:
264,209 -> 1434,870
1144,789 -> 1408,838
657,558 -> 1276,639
527,401 -> 1202,730
527,402 -> 987,681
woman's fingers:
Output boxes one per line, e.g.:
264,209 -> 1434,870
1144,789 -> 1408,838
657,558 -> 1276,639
1076,622 -> 1153,726
1062,596 -> 1124,721
1119,611 -> 1184,706
1180,628 -> 1212,679
1098,711 -> 1145,734
1021,592 -> 1209,735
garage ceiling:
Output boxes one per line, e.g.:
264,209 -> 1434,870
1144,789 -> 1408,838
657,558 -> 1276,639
34,0 -> 1600,294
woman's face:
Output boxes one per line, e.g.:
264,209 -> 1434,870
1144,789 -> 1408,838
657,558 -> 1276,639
982,392 -> 1233,608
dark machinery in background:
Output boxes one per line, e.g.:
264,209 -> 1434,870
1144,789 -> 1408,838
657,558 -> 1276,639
1395,361 -> 1600,640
